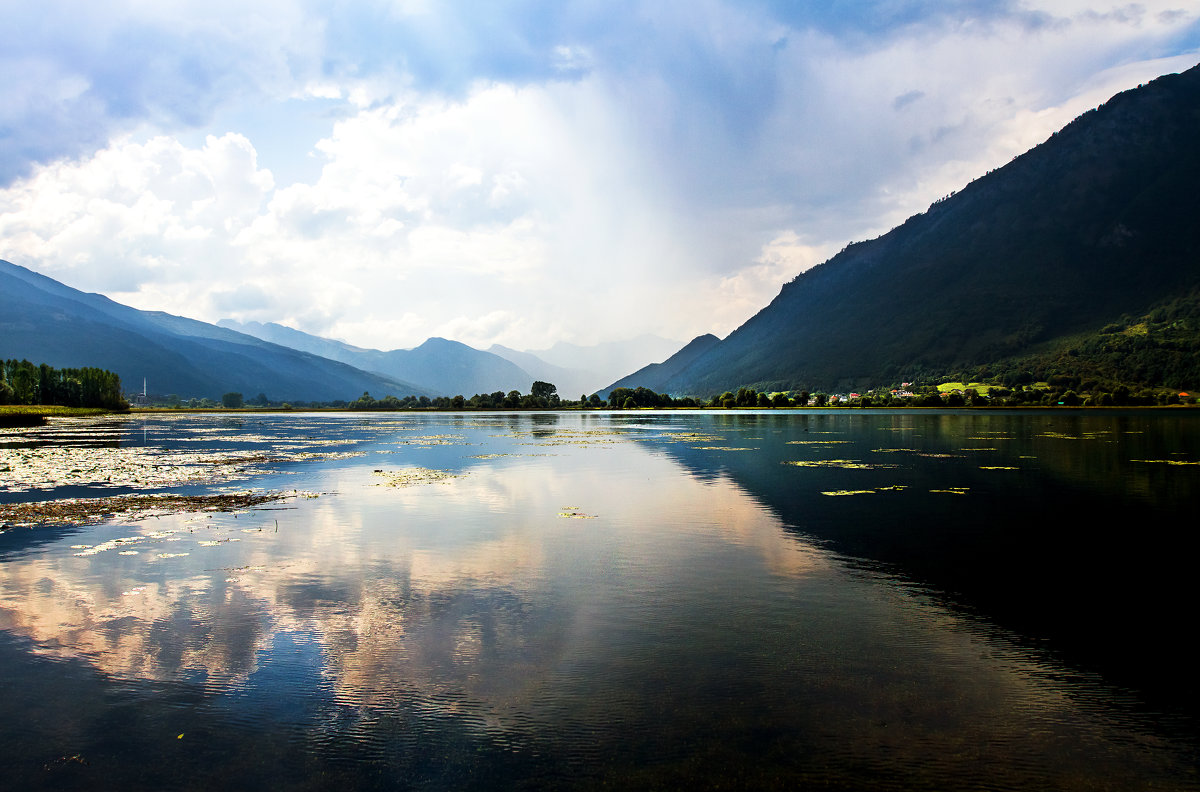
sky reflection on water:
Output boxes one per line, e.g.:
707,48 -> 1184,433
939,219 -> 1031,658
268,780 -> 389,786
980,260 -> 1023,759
1,411 -> 1197,790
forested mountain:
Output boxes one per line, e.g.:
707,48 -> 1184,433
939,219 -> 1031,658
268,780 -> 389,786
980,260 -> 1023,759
219,320 -> 537,397
652,62 -> 1200,396
0,261 -> 429,402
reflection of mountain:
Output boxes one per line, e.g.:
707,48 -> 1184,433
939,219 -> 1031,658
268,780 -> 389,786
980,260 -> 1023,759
1,414 -> 1192,790
635,411 -> 1197,712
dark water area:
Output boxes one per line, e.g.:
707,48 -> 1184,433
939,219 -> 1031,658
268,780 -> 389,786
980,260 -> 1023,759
1,411 -> 1197,790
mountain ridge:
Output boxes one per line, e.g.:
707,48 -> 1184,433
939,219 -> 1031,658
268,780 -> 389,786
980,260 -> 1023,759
0,260 -> 430,402
649,61 -> 1200,395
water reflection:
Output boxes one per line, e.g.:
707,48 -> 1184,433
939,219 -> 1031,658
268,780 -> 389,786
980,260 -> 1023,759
1,411 -> 1197,790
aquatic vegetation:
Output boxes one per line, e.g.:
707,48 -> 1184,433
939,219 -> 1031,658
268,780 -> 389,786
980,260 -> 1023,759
929,487 -> 970,494
783,460 -> 898,470
821,490 -> 877,496
787,440 -> 851,444
1130,458 -> 1200,466
373,467 -> 465,487
0,491 -> 289,529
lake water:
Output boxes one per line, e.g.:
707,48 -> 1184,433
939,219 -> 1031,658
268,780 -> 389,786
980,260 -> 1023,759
1,410 -> 1197,790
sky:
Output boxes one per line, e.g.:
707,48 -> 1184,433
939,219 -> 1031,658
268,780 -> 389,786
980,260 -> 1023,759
2,1 -> 1198,353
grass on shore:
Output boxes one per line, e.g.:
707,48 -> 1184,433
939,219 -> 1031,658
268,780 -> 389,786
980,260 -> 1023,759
0,405 -> 125,427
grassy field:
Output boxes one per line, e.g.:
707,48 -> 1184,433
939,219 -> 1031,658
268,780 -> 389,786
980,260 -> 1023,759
936,382 -> 996,395
0,404 -> 124,426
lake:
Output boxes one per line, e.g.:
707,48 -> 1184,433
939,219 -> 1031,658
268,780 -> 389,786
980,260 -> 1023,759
1,410 -> 1197,790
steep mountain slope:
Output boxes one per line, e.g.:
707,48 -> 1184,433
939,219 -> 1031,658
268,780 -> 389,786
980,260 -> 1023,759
0,261 -> 428,401
220,320 -> 536,396
659,62 -> 1200,395
601,334 -> 721,396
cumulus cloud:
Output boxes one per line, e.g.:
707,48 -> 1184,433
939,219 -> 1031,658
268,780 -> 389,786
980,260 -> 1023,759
1,0 -> 1197,352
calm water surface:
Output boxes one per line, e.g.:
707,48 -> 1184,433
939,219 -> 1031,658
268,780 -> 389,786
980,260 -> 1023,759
1,410 -> 1197,790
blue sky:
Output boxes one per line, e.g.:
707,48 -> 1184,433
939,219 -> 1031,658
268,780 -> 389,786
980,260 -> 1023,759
2,1 -> 1198,352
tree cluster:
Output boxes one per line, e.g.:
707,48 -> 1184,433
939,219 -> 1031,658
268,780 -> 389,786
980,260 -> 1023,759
0,359 -> 127,409
606,387 -> 699,409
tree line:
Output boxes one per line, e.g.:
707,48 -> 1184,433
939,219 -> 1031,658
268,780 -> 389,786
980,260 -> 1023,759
0,359 -> 128,409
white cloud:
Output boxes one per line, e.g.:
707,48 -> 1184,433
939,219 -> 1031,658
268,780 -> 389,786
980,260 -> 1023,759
1,0 -> 1197,355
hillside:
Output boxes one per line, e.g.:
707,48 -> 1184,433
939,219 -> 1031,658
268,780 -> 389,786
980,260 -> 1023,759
655,62 -> 1200,396
0,261 -> 429,402
600,334 -> 720,396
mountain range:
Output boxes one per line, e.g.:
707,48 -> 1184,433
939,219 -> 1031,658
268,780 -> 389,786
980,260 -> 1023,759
0,260 -> 679,401
0,260 -> 435,402
6,62 -> 1199,401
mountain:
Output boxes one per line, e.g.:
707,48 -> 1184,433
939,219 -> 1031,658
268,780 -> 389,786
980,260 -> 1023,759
219,320 -> 536,397
651,62 -> 1200,396
0,261 -> 429,402
600,334 -> 721,396
523,335 -> 685,394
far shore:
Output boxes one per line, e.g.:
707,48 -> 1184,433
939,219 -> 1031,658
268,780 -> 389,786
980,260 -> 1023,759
4,401 -> 1196,428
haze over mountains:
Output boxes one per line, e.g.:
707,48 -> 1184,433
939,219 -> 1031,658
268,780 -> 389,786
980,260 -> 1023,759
0,261 -> 679,401
6,62 -> 1199,401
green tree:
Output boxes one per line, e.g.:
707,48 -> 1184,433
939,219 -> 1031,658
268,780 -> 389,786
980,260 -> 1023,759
531,381 -> 557,402
222,392 -> 245,408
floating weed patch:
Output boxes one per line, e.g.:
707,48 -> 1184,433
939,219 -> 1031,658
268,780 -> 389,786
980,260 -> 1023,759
0,442 -> 363,494
980,466 -> 1020,470
821,490 -> 876,496
915,453 -> 963,458
396,434 -> 468,447
693,446 -> 756,451
930,487 -> 970,495
960,448 -> 998,452
783,460 -> 897,470
787,440 -> 852,445
0,491 -> 288,530
557,510 -> 596,519
871,448 -> 917,453
373,467 -> 465,487
1130,459 -> 1200,466
877,485 -> 908,491
664,433 -> 724,444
